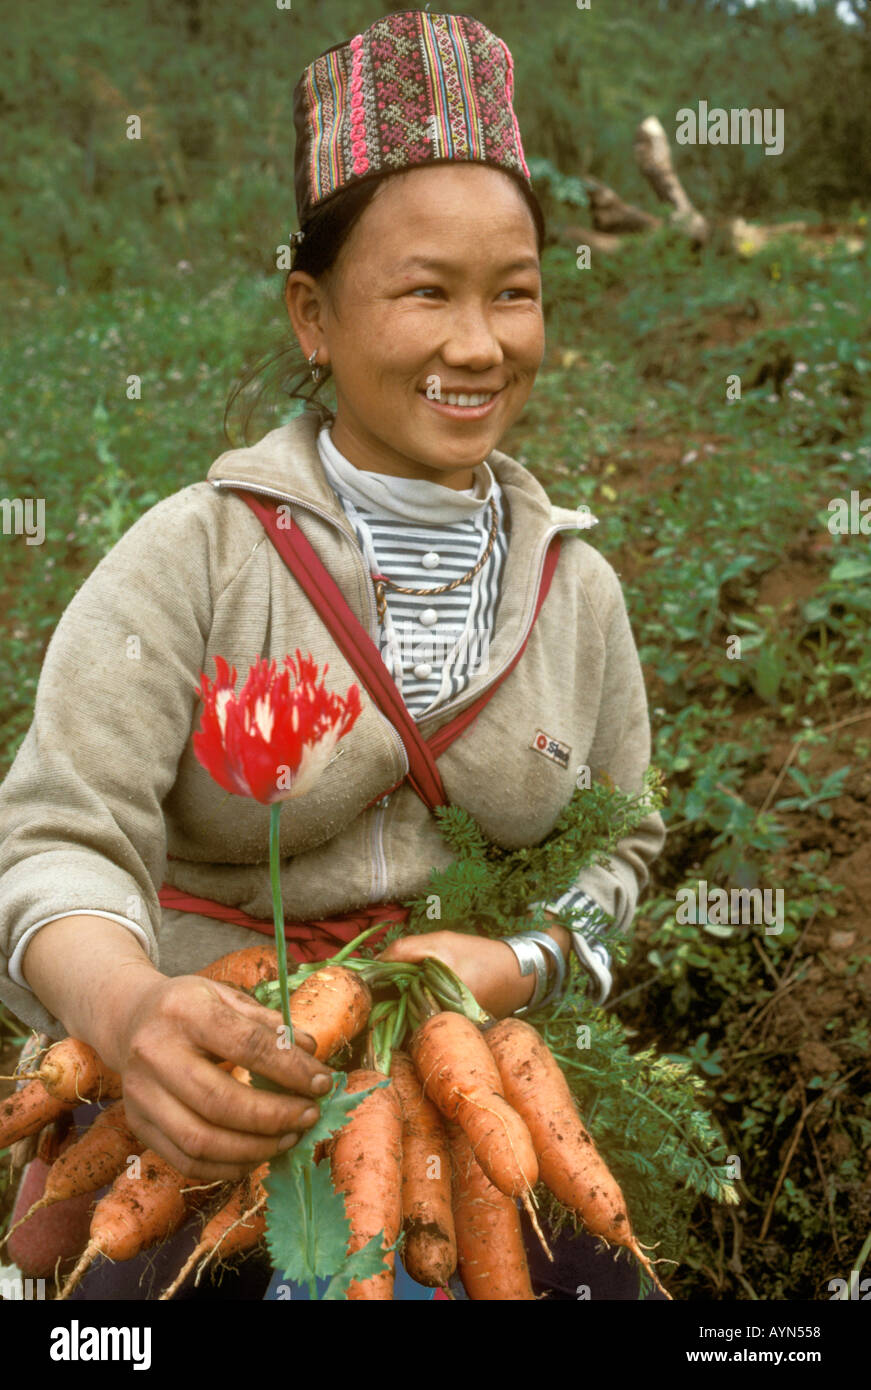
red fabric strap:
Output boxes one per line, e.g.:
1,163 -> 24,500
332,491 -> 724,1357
157,884 -> 407,963
236,490 -> 448,812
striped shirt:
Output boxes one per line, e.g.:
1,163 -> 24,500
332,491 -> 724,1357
336,480 -> 507,719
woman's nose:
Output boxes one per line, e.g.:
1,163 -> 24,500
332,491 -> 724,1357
439,305 -> 504,369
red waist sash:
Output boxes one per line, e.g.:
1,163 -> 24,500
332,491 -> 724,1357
157,885 -> 407,964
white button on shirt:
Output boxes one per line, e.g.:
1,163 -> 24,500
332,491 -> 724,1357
316,425 -> 506,719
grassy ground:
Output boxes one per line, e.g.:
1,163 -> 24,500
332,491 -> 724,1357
1,213 -> 870,1299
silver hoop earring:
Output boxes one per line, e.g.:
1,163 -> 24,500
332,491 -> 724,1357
308,348 -> 323,385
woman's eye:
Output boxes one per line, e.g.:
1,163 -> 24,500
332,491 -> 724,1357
408,286 -> 535,301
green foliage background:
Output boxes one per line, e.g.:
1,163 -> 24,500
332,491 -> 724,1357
2,0 -> 870,293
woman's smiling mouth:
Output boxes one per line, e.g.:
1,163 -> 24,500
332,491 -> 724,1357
418,385 -> 504,418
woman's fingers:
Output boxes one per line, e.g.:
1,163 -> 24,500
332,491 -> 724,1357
170,981 -> 334,1098
122,1083 -> 306,1182
146,1050 -> 329,1142
207,981 -> 318,1053
377,935 -> 438,964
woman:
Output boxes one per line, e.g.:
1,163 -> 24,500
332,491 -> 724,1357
0,10 -> 665,1299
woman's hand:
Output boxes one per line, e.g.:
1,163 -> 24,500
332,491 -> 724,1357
379,930 -> 531,1016
102,969 -> 336,1182
376,925 -> 557,1019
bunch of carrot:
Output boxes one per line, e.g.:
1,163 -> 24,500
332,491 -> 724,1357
0,943 -> 671,1300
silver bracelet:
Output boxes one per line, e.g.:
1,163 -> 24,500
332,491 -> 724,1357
504,931 -> 567,1016
502,935 -> 548,1013
524,931 -> 567,1011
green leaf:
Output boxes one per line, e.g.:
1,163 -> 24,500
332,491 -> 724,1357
802,596 -> 831,624
322,1232 -> 394,1300
296,1073 -> 387,1166
702,922 -> 735,939
830,555 -> 871,583
261,1073 -> 389,1294
755,643 -> 783,701
265,1155 -> 352,1284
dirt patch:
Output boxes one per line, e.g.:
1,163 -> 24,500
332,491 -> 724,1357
755,559 -> 828,616
697,302 -> 763,348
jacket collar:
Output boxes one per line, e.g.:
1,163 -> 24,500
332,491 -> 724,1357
207,406 -> 566,527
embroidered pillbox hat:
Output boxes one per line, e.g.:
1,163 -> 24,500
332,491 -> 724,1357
292,8 -> 533,229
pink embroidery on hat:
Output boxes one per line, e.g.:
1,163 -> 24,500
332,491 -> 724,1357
498,38 -> 531,180
347,31 -> 368,177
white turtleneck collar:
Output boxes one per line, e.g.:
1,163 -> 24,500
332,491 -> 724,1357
316,425 -> 495,523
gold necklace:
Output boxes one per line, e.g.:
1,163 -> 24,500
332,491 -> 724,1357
371,498 -> 499,624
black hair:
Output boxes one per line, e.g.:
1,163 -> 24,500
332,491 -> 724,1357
222,164 -> 546,447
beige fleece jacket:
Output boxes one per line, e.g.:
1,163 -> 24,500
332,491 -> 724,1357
0,406 -> 665,1036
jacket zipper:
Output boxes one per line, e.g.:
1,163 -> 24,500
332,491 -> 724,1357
213,478 -> 580,899
370,795 -> 390,901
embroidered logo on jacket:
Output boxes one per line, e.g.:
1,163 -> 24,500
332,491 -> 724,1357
530,729 -> 571,769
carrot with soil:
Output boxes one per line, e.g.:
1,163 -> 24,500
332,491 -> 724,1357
329,1068 -> 403,1300
58,1149 -> 190,1300
0,1079 -> 76,1150
159,1163 -> 269,1300
198,944 -> 279,989
448,1120 -> 536,1301
288,966 -> 372,1062
389,1050 -> 456,1288
408,1010 -> 550,1258
6,1037 -> 121,1106
485,1016 -> 672,1299
2,1100 -> 145,1247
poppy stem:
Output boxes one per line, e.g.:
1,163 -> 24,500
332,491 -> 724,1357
269,801 -> 294,1045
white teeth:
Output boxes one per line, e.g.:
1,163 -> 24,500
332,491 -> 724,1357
435,391 -> 495,407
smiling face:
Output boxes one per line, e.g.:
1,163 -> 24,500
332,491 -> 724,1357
285,163 -> 545,490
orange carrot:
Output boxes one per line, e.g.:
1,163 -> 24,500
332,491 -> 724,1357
288,967 -> 372,1062
485,1017 -> 672,1299
330,1069 -> 403,1300
389,1052 -> 456,1288
159,1163 -> 269,1300
448,1121 -> 535,1301
22,1038 -> 122,1104
408,1012 -> 548,1253
0,1079 -> 74,1149
198,944 -> 279,990
58,1149 -> 189,1299
3,1101 -> 145,1246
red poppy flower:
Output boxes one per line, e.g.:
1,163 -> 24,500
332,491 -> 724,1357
193,651 -> 362,804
